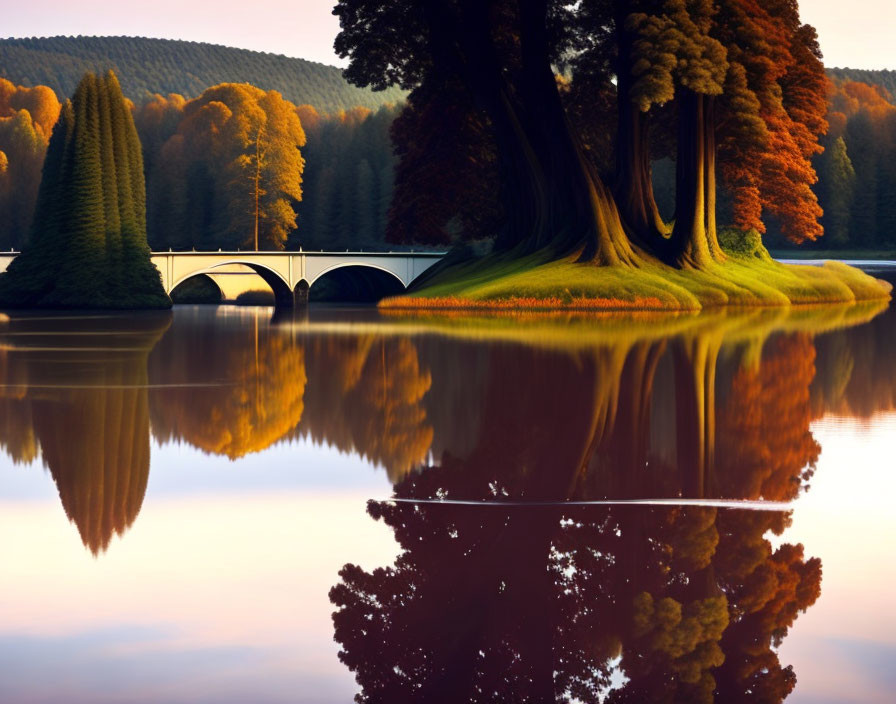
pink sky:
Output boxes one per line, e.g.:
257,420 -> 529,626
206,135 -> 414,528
2,1 -> 895,70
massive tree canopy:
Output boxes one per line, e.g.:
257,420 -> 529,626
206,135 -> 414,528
335,0 -> 829,268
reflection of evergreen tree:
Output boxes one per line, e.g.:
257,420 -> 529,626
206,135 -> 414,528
0,313 -> 170,553
35,362 -> 153,554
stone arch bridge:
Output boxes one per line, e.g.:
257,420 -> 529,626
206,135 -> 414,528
0,250 -> 445,308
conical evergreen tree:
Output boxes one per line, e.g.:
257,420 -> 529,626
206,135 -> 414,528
97,73 -> 124,301
45,72 -> 107,306
106,71 -> 167,306
0,71 -> 170,309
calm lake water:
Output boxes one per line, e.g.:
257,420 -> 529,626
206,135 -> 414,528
1,272 -> 895,703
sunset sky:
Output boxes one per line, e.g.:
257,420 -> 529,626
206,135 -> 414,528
2,0 -> 895,70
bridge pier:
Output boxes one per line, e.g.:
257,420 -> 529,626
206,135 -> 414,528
270,280 -> 308,311
292,280 -> 309,308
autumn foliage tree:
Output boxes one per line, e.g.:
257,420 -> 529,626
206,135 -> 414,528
336,0 -> 830,267
140,84 -> 305,250
0,78 -> 61,250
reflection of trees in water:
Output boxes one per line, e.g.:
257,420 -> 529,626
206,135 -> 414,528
331,332 -> 831,703
717,335 -> 819,501
296,336 -> 433,482
35,362 -> 152,554
332,499 -> 820,702
0,348 -> 38,464
148,313 -> 433,477
2,304 -> 895,566
811,303 -> 896,418
0,314 -> 170,553
149,312 -> 307,458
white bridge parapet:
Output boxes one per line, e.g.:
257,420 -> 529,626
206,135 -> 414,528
151,250 -> 444,295
0,250 -> 445,303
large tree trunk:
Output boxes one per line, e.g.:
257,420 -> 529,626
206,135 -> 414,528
515,0 -> 637,264
670,90 -> 726,268
615,102 -> 667,244
613,1 -> 666,248
423,0 -> 638,265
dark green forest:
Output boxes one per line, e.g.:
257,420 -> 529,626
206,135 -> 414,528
0,36 -> 405,113
291,104 -> 400,251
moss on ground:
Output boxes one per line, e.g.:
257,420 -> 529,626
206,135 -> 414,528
381,238 -> 891,312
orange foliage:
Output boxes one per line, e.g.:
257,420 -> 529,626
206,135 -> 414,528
830,80 -> 895,127
0,78 -> 61,138
717,0 -> 826,243
154,336 -> 307,459
294,336 -> 433,482
718,334 -> 819,501
0,79 -> 61,248
347,338 -> 433,481
294,103 -> 322,136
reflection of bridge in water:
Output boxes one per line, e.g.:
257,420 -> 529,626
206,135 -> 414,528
0,251 -> 446,308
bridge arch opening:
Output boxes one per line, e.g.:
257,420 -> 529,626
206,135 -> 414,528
237,264 -> 294,307
309,265 -> 405,303
169,274 -> 223,304
170,261 -> 294,307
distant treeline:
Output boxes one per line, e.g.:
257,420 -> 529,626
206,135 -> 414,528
0,36 -> 405,114
827,68 -> 896,103
0,76 -> 401,252
648,70 -> 896,252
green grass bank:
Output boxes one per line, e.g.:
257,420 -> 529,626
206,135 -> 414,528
381,240 -> 892,313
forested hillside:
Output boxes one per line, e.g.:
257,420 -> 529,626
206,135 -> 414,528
827,68 -> 896,103
0,36 -> 404,113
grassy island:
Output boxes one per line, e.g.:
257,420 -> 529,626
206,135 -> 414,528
337,1 -> 893,315
382,235 -> 891,313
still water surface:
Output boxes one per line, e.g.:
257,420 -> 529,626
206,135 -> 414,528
1,284 -> 895,703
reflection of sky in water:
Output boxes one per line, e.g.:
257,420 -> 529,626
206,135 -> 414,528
777,414 -> 896,704
0,440 -> 399,704
2,437 -> 393,500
